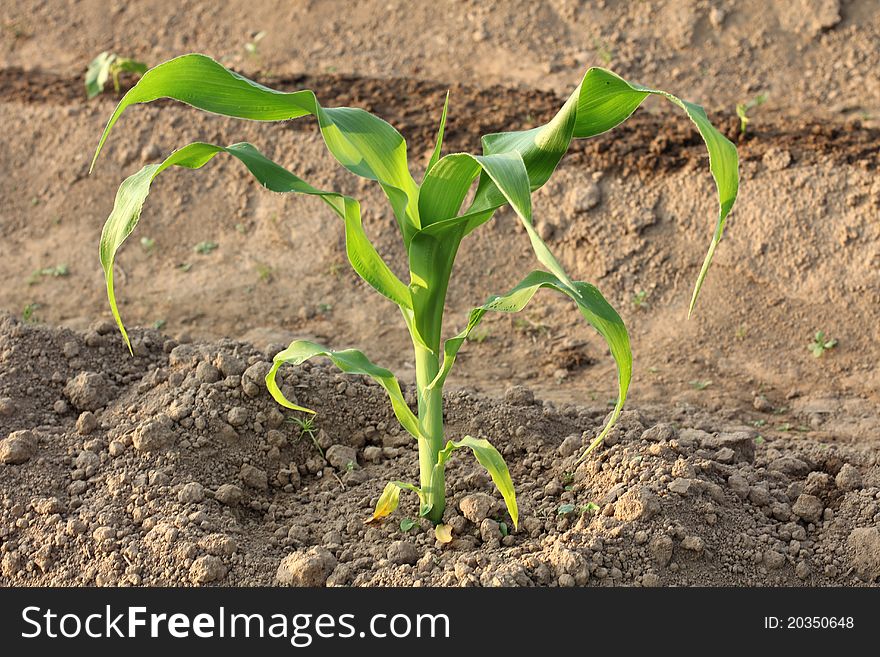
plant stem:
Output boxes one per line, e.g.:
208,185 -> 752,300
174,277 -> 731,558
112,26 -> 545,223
414,343 -> 445,524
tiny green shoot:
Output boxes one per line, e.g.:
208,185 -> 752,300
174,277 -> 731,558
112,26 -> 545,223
245,31 -> 266,57
466,328 -> 491,344
194,241 -> 218,254
399,517 -> 417,532
580,502 -> 599,515
736,93 -> 768,135
140,236 -> 156,253
632,289 -> 649,309
809,330 -> 837,357
85,52 -> 148,99
28,264 -> 69,284
689,379 -> 712,391
256,262 -> 274,283
22,303 -> 40,323
592,37 -> 613,66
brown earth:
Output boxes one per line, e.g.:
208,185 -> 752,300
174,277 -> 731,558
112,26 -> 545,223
1,318 -> 878,587
1,0 -> 879,587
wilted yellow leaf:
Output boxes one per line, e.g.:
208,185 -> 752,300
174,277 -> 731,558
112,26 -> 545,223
435,523 -> 453,544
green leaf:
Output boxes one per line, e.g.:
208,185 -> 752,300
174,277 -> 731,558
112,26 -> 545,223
428,270 -> 631,460
468,66 -> 738,315
91,53 -> 421,243
557,503 -> 576,516
410,149 -> 575,353
399,517 -> 417,532
425,91 -> 449,177
437,435 -> 518,529
85,52 -> 114,99
370,481 -> 422,522
113,57 -> 148,76
98,141 -> 411,352
266,340 -> 421,441
85,52 -> 147,99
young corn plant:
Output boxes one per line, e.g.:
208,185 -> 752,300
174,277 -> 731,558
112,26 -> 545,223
91,55 -> 738,528
85,52 -> 148,99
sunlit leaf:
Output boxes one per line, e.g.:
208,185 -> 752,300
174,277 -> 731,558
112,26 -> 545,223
267,340 -> 421,441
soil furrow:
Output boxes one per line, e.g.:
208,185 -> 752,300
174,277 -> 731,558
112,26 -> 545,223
2,67 -> 877,176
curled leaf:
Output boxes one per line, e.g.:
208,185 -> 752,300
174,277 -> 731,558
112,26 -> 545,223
436,435 -> 519,530
368,481 -> 422,523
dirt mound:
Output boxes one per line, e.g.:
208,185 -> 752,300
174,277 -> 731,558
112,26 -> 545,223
1,316 -> 878,587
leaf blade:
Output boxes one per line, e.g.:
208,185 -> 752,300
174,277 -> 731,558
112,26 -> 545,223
471,66 -> 739,313
439,435 -> 519,529
429,270 -> 631,461
97,141 -> 412,352
91,53 -> 421,241
266,340 -> 421,441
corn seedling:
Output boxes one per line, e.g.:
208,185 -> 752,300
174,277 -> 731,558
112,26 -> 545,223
91,54 -> 738,528
85,52 -> 148,99
736,93 -> 768,135
809,330 -> 837,357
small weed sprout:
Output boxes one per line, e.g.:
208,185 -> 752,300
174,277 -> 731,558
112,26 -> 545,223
255,262 -> 274,283
22,303 -> 40,323
466,328 -> 491,344
91,55 -> 739,528
194,241 -> 218,254
736,93 -> 768,135
140,236 -> 156,253
632,289 -> 649,309
288,415 -> 324,458
85,52 -> 147,99
592,37 -> 613,66
809,330 -> 838,357
244,31 -> 266,58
